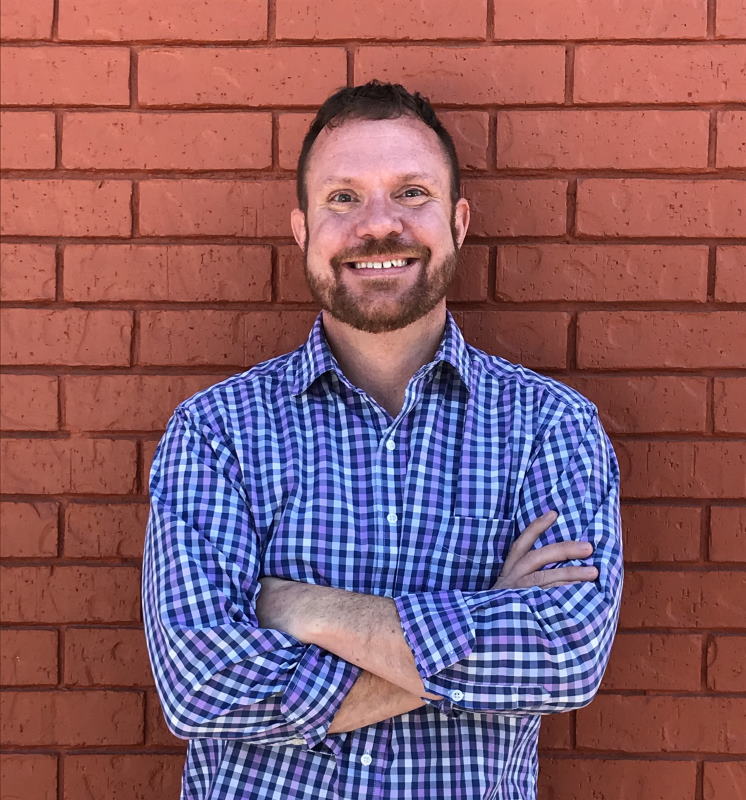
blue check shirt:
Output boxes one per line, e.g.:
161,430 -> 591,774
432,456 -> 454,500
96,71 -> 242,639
142,310 -> 623,800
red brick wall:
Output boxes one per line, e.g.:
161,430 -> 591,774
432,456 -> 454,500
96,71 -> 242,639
1,1 -> 745,798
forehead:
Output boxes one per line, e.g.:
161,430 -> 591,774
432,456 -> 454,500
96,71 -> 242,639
306,116 -> 451,189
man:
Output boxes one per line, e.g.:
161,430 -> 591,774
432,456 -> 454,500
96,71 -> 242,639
143,81 -> 623,800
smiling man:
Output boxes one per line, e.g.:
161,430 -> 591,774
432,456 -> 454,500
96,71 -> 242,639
143,82 -> 623,800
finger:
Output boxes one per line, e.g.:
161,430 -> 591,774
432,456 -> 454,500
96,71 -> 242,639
502,511 -> 558,570
519,565 -> 598,589
515,540 -> 594,574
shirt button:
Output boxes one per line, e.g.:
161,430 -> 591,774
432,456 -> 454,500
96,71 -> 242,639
360,753 -> 373,766
450,689 -> 464,702
386,512 -> 398,524
385,439 -> 396,451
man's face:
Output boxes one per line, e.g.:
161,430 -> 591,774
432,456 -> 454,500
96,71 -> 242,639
290,116 -> 470,333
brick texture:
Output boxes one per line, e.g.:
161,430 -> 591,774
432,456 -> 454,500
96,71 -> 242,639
0,243 -> 56,301
4,0 -> 744,791
0,111 -> 56,168
0,502 -> 59,557
58,0 -> 267,41
62,112 -> 272,170
0,755 -> 57,800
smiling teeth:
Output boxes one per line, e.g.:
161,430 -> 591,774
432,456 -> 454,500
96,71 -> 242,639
352,259 -> 408,270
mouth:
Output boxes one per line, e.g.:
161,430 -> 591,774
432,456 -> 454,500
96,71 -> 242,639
343,256 -> 419,275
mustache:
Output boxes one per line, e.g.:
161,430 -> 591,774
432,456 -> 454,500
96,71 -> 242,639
330,236 -> 431,268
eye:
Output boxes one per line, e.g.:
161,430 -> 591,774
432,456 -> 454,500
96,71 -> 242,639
329,191 -> 356,203
400,187 -> 428,200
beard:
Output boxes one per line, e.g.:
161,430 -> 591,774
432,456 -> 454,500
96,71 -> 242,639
303,229 -> 460,334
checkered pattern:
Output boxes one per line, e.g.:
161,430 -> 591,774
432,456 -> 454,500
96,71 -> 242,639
142,310 -> 623,800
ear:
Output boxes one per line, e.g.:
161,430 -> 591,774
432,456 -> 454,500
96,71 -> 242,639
452,197 -> 470,249
290,208 -> 307,251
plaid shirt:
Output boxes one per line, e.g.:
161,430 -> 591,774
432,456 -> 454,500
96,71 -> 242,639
142,310 -> 623,800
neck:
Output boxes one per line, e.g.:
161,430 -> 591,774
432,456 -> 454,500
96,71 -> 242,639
321,304 -> 447,418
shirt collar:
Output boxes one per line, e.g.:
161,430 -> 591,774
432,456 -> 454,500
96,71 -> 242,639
290,309 -> 472,397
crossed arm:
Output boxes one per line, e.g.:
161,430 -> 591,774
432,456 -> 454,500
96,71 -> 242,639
256,511 -> 600,732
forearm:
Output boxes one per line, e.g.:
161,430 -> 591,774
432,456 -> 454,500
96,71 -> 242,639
298,585 -> 443,700
327,670 -> 426,733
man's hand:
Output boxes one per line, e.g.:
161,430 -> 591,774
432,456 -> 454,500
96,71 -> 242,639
255,576 -> 311,638
493,511 -> 598,590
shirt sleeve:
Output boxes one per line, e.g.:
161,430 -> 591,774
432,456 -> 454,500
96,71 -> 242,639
142,407 -> 361,749
394,404 -> 623,717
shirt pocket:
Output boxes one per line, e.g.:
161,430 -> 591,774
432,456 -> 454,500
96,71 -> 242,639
425,516 -> 516,592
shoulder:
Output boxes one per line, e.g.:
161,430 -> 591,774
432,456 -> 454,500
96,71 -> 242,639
171,348 -> 300,432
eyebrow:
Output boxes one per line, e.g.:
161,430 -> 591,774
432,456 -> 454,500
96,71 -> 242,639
320,172 -> 439,187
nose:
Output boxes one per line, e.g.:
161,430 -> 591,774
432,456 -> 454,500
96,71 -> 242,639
354,195 -> 404,240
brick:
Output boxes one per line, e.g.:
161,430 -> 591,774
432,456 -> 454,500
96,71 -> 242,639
577,695 -> 746,753
0,375 -> 58,431
0,439 -> 137,494
497,110 -> 708,170
620,570 -> 746,628
537,712 -> 571,750
1,309 -> 132,366
715,378 -> 746,433
440,111 -> 490,171
0,629 -> 57,685
578,312 -> 746,369
0,180 -> 131,236
620,504 -> 702,562
64,628 -> 152,686
707,636 -> 746,691
1,566 -> 140,623
717,111 -> 746,167
58,0 -> 266,41
138,310 -> 318,366
463,179 -> 566,237
64,244 -> 272,302
495,0 -> 705,39
457,311 -> 569,369
715,246 -> 746,302
602,633 -> 702,691
615,441 -> 746,499
0,755 -> 57,800
0,111 -> 55,168
355,46 -> 565,104
0,0 -> 53,39
277,0 -> 486,39
62,111 -> 272,170
65,502 -> 148,558
539,759 -> 697,800
64,755 -> 183,800
0,46 -> 129,105
0,502 -> 58,557
0,690 -> 142,745
564,376 -> 707,434
146,690 -> 183,746
498,245 -> 708,303
139,47 -> 346,106
447,245 -> 489,302
64,375 -> 223,431
704,762 -> 746,800
0,243 -> 56,301
710,506 -> 746,562
577,179 -> 746,238
576,45 -> 746,104
717,0 -> 746,36
141,440 -> 159,482
277,245 -> 314,303
139,179 -> 295,237
278,112 -> 314,170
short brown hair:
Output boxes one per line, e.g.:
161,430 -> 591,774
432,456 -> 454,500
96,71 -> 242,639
296,80 -> 460,211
